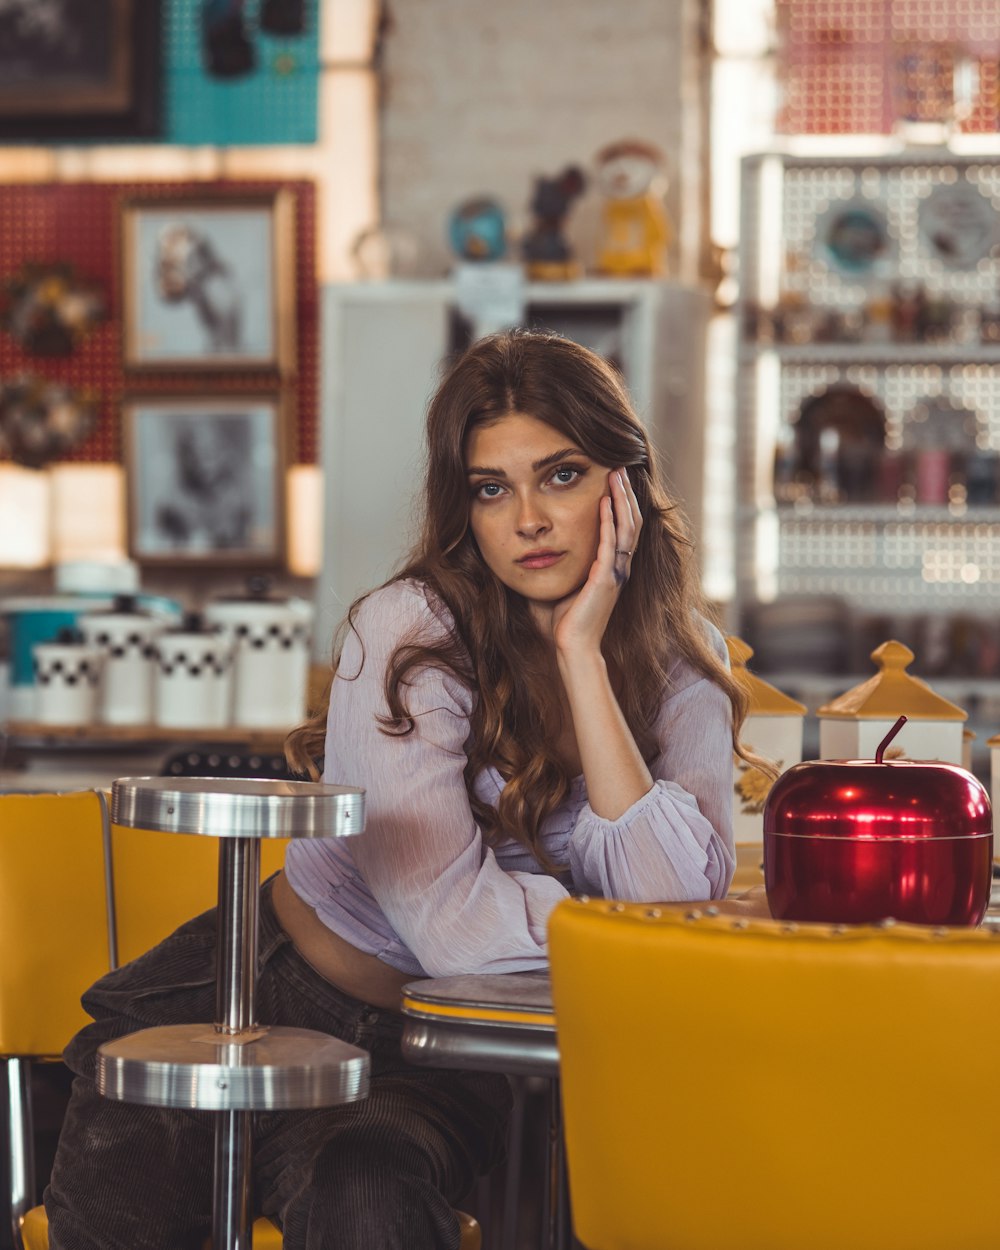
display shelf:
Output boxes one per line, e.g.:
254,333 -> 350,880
739,343 -> 1000,365
2,721 -> 290,753
756,503 -> 1000,523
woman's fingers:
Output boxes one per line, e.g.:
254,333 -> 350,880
609,468 -> 639,565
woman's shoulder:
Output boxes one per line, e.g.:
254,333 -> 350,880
662,614 -> 728,697
699,615 -> 728,663
352,578 -> 458,643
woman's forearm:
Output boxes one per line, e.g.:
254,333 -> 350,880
557,645 -> 653,819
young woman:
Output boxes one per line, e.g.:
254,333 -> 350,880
46,330 -> 749,1250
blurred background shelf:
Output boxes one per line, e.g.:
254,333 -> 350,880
2,721 -> 290,752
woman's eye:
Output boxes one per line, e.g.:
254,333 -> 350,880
475,481 -> 505,499
550,465 -> 583,486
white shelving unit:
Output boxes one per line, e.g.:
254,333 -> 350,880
737,152 -> 1000,615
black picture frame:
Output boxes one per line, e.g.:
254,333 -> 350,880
0,0 -> 162,141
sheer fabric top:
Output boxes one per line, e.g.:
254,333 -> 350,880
284,580 -> 735,978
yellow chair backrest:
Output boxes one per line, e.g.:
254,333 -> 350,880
0,791 -> 113,1057
111,822 -> 288,965
549,897 -> 1000,1250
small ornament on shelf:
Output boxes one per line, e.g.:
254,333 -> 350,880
521,166 -> 586,282
593,139 -> 672,278
1,262 -> 105,356
447,197 -> 508,263
0,376 -> 96,469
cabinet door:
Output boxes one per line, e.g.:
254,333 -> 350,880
316,289 -> 451,653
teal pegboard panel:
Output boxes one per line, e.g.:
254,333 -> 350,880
165,0 -> 320,146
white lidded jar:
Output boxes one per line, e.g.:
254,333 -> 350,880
153,615 -> 234,729
78,596 -> 165,726
203,585 -> 313,729
32,630 -> 104,726
726,637 -> 807,847
817,640 -> 966,766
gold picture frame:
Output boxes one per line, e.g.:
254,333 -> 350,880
121,189 -> 296,374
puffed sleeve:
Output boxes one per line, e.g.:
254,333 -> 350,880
325,581 -> 567,976
568,621 -> 736,902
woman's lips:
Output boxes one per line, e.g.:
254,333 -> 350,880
517,551 -> 565,569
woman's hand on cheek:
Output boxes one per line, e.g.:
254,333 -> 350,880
551,468 -> 640,657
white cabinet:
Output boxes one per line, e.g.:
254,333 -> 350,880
314,278 -> 709,656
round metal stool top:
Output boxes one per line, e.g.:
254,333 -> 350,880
111,776 -> 365,840
96,1024 -> 370,1111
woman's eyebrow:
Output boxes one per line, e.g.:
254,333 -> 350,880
532,447 -> 584,471
465,448 -> 584,477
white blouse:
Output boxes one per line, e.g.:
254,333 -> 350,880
284,580 -> 735,978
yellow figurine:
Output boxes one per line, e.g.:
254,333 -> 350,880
594,139 -> 672,277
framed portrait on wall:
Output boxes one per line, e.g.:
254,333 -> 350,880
0,0 -> 161,139
121,190 -> 296,372
124,395 -> 286,566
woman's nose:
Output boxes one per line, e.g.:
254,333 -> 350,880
515,494 -> 551,537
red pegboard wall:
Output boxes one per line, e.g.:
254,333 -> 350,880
776,0 -> 1000,135
0,178 -> 317,465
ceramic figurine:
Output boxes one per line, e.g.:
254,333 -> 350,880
521,165 -> 586,281
594,139 -> 672,277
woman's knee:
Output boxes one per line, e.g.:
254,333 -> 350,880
283,1141 -> 462,1250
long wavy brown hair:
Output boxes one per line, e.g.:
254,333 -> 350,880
287,329 -> 765,865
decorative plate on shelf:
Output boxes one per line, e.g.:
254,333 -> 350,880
917,183 -> 999,270
792,384 -> 886,477
815,199 -> 892,276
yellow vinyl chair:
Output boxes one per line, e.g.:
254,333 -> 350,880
6,795 -> 480,1250
0,791 -> 115,1250
110,820 -> 289,965
0,794 -> 286,1250
549,897 -> 1000,1250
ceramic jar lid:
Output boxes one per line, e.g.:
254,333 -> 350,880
727,637 -> 807,717
816,640 -> 967,722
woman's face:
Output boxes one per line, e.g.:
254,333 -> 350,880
464,411 -> 612,619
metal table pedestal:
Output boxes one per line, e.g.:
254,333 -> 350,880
401,972 -> 574,1250
96,777 -> 369,1250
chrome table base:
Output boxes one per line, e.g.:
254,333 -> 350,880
96,777 -> 368,1250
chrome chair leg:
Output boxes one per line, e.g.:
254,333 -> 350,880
4,1056 -> 35,1250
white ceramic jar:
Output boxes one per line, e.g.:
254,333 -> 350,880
32,640 -> 103,725
78,610 -> 164,725
727,638 -> 807,846
203,597 -> 313,729
153,627 -> 233,729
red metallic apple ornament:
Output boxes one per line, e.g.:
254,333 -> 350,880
764,715 -> 993,927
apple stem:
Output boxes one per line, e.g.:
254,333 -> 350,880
875,714 -> 908,764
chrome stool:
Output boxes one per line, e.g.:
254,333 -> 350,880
96,777 -> 369,1250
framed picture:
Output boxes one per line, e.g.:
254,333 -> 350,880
122,190 -> 296,372
124,395 -> 286,566
0,0 -> 161,139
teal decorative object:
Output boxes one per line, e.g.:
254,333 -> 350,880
448,198 -> 508,262
166,0 -> 319,145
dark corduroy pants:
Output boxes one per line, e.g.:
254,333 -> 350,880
44,878 -> 512,1250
